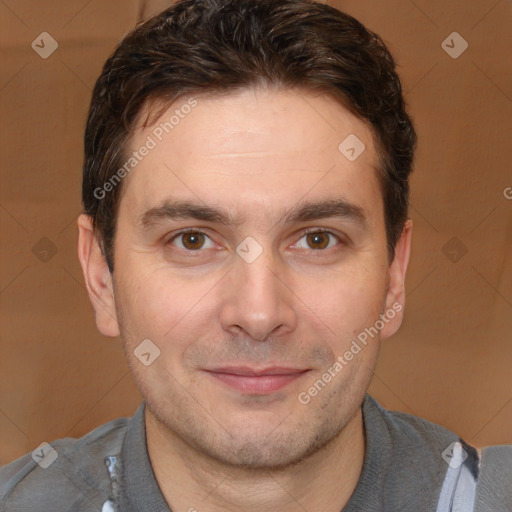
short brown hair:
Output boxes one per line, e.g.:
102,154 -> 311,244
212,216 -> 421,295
82,0 -> 417,272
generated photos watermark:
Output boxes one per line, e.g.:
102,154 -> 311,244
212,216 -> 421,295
93,97 -> 198,200
298,301 -> 403,405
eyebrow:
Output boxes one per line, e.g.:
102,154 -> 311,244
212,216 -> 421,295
139,198 -> 368,230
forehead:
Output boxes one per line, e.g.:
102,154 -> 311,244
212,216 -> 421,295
119,87 -> 382,225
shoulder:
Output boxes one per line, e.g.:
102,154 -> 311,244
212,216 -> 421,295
363,394 -> 462,452
474,444 -> 512,510
363,395 -> 512,510
0,415 -> 131,511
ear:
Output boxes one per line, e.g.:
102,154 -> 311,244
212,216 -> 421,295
380,219 -> 412,339
77,214 -> 120,337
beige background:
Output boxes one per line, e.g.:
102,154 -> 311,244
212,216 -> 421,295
1,0 -> 511,466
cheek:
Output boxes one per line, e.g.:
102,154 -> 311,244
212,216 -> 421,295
114,261 -> 218,349
308,264 -> 388,334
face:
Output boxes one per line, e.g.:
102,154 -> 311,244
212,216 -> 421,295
79,87 -> 411,469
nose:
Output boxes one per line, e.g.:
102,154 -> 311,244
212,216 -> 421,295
219,242 -> 297,341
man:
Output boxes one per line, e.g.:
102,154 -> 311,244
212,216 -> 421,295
1,0 -> 510,510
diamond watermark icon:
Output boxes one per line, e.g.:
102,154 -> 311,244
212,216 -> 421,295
442,441 -> 468,469
31,32 -> 58,59
32,237 -> 58,262
441,32 -> 468,59
236,236 -> 263,263
338,134 -> 365,162
31,442 -> 58,469
134,338 -> 161,366
441,236 -> 468,263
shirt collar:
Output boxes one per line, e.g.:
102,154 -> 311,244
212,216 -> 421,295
117,401 -> 172,512
115,396 -> 382,512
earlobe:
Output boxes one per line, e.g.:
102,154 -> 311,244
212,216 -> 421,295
77,214 -> 120,337
380,219 -> 413,339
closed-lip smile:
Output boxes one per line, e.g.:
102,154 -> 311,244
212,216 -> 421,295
204,366 -> 310,393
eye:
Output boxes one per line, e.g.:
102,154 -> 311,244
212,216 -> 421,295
168,230 -> 215,251
294,229 -> 342,250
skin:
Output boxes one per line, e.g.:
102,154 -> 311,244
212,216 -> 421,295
78,87 -> 412,512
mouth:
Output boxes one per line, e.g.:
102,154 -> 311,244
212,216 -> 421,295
203,366 -> 311,394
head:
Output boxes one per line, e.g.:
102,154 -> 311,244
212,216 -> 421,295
78,0 -> 416,469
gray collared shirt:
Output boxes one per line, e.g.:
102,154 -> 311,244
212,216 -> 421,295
1,394 -> 511,511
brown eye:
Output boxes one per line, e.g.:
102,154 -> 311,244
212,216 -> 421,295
294,230 -> 342,251
181,231 -> 205,250
170,231 -> 214,251
306,231 -> 330,250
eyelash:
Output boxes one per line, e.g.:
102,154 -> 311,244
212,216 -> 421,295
166,227 -> 344,252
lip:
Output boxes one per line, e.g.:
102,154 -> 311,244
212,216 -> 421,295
204,366 -> 310,394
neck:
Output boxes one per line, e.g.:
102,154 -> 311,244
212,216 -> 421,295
146,406 -> 365,512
